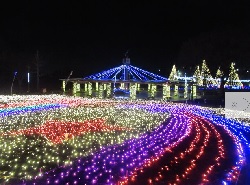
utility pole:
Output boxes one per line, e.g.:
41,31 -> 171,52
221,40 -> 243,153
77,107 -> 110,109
11,72 -> 17,95
65,71 -> 73,86
64,71 -> 73,95
35,50 -> 40,92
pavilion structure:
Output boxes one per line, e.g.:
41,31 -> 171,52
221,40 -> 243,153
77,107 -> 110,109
60,56 -> 196,100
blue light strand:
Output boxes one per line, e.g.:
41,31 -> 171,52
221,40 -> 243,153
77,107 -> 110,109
0,104 -> 67,118
83,64 -> 168,82
130,65 -> 168,80
84,65 -> 123,80
128,66 -> 148,81
111,67 -> 125,80
125,66 -> 141,80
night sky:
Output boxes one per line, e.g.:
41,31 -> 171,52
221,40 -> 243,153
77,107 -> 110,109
1,0 -> 250,92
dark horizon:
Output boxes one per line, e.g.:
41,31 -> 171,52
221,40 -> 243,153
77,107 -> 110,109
1,1 -> 250,93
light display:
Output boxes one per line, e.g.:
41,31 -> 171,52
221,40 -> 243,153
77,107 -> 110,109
62,61 -> 249,101
83,65 -> 167,82
103,83 -> 107,91
136,83 -> 140,91
3,119 -> 131,144
98,84 -> 103,99
76,84 -> 80,93
106,83 -> 112,98
59,61 -> 249,102
215,66 -> 224,87
162,84 -> 167,100
184,74 -> 188,99
150,84 -> 157,98
201,60 -> 215,86
62,81 -> 66,92
174,84 -> 178,96
0,95 -> 249,185
162,84 -> 170,100
148,84 -> 151,93
129,83 -> 136,100
95,82 -> 98,92
192,85 -> 197,98
72,82 -> 77,95
84,83 -> 87,92
168,65 -> 178,81
226,62 -> 243,87
193,65 -> 203,86
120,83 -> 125,89
87,82 -> 92,96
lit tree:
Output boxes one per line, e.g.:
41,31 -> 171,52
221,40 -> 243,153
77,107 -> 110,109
226,62 -> 243,86
193,65 -> 203,86
168,65 -> 178,81
201,60 -> 214,86
215,67 -> 224,86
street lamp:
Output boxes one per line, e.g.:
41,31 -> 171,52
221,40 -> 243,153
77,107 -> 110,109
27,72 -> 30,93
11,72 -> 17,95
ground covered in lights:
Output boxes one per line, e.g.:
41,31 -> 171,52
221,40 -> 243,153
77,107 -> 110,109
0,95 -> 250,185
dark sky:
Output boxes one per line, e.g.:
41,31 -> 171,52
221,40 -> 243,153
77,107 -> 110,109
1,0 -> 250,91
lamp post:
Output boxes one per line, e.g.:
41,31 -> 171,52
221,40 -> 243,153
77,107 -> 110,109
11,72 -> 17,95
27,66 -> 30,93
27,72 -> 30,93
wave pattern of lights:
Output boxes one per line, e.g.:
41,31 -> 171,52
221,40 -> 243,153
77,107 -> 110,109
26,113 -> 192,184
0,104 -> 65,118
0,95 -> 249,185
0,97 -> 169,184
182,105 -> 250,184
120,113 -> 235,185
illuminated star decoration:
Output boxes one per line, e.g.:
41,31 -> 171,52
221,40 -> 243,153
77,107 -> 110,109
3,119 -> 131,144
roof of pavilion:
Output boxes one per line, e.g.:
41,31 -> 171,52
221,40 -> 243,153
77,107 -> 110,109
61,64 -> 169,84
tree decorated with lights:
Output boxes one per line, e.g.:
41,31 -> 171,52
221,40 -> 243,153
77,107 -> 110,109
215,67 -> 224,86
168,65 -> 178,81
168,65 -> 179,97
193,65 -> 203,86
226,62 -> 243,86
201,60 -> 215,86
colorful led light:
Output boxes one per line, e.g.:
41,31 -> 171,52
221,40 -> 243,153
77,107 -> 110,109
0,95 -> 249,184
